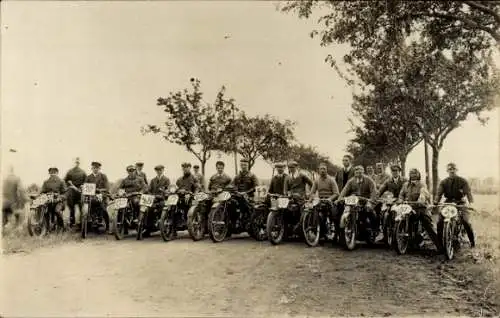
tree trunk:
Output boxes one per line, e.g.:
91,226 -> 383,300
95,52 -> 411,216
431,145 -> 440,198
424,139 -> 431,191
200,160 -> 206,176
399,154 -> 407,177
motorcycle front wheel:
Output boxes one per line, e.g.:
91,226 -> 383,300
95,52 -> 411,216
394,217 -> 410,255
81,204 -> 89,239
443,220 -> 456,260
208,204 -> 229,243
302,211 -> 320,247
136,209 -> 146,240
266,211 -> 285,245
339,212 -> 357,251
249,207 -> 267,241
187,204 -> 205,241
27,207 -> 48,237
159,208 -> 176,242
113,209 -> 127,240
383,211 -> 394,248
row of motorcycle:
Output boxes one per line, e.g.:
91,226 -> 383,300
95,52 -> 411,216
26,183 -> 470,260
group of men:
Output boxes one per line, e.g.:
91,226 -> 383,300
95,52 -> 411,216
25,152 -> 476,252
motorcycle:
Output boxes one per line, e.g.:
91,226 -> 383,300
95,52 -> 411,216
392,201 -> 426,255
338,195 -> 379,250
187,190 -> 213,241
435,202 -> 475,260
378,192 -> 397,247
136,191 -> 164,240
27,192 -> 66,237
301,197 -> 336,247
207,186 -> 258,243
266,193 -> 304,245
112,190 -> 142,240
159,185 -> 193,242
78,183 -> 109,239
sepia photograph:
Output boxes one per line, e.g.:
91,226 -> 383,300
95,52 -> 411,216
1,0 -> 499,317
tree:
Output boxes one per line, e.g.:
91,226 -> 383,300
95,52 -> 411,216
348,84 -> 424,176
289,144 -> 340,179
224,113 -> 296,170
142,78 -> 237,175
280,1 -> 499,85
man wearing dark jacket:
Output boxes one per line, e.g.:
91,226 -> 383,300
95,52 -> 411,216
268,162 -> 288,195
64,158 -> 87,227
84,161 -> 110,232
335,155 -> 355,191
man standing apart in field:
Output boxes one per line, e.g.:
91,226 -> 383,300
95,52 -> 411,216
64,157 -> 87,228
136,162 -> 148,185
2,166 -> 27,229
336,155 -> 355,191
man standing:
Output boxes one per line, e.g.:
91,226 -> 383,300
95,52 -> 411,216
435,163 -> 475,248
335,155 -> 355,192
268,162 -> 288,195
193,164 -> 206,191
373,162 -> 390,190
208,161 -> 232,191
136,162 -> 148,185
2,166 -> 27,228
64,157 -> 87,227
85,162 -> 110,233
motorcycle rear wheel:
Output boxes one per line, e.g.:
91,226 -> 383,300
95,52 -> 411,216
302,211 -> 320,247
266,211 -> 285,245
208,205 -> 229,243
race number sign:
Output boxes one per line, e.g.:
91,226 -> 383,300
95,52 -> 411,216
114,198 -> 128,209
166,194 -> 179,206
82,183 -> 96,196
139,194 -> 155,207
345,196 -> 359,205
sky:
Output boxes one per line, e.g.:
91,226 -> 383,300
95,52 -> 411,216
1,1 -> 499,186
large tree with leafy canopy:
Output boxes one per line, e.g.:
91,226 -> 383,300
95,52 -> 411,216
142,78 -> 238,175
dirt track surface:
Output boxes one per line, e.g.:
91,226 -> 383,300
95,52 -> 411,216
1,230 -> 492,318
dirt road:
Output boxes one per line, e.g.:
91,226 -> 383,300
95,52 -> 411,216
1,230 -> 491,318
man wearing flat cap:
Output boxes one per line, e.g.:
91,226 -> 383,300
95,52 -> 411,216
176,162 -> 200,192
41,167 -> 67,195
119,165 -> 147,194
64,157 -> 87,227
193,164 -> 206,191
135,162 -> 148,185
149,165 -> 171,195
435,162 -> 476,248
232,158 -> 259,197
377,164 -> 406,199
285,160 -> 312,198
268,162 -> 288,196
208,161 -> 232,191
84,162 -> 111,231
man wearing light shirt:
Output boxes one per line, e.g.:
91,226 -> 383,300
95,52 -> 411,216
208,161 -> 232,191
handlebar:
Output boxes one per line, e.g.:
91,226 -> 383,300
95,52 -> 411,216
429,203 -> 476,211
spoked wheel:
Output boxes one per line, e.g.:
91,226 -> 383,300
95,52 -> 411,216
266,211 -> 285,245
136,210 -> 146,240
249,208 -> 267,241
302,211 -> 321,247
208,205 -> 229,243
81,204 -> 89,239
443,220 -> 456,260
394,218 -> 410,255
27,207 -> 48,237
159,208 -> 176,242
340,213 -> 357,251
113,209 -> 127,240
383,212 -> 394,248
187,205 -> 205,241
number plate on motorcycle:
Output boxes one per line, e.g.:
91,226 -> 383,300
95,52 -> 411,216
166,194 -> 179,205
216,191 -> 231,202
441,206 -> 458,219
194,192 -> 208,202
399,204 -> 413,215
82,183 -> 96,196
140,194 -> 155,207
114,198 -> 128,209
277,198 -> 289,209
345,196 -> 358,205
